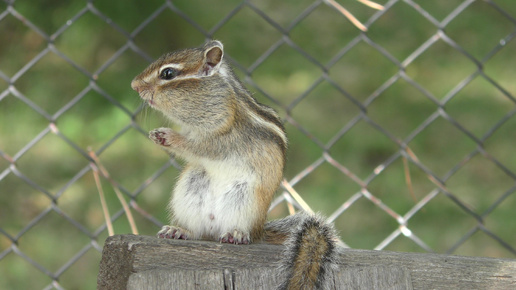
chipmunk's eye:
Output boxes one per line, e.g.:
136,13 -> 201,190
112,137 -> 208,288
159,67 -> 178,80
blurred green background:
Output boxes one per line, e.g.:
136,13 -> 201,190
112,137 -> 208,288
1,0 -> 515,289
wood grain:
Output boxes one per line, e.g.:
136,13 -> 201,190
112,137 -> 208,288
97,235 -> 516,289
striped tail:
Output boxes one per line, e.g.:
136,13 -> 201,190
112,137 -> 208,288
264,212 -> 339,289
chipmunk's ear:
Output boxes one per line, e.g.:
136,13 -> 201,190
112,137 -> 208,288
201,40 -> 224,76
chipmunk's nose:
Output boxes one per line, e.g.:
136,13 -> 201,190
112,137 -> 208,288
131,79 -> 140,92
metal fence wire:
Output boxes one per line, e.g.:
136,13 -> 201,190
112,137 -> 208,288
1,0 -> 516,288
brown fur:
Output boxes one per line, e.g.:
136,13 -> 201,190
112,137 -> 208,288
132,41 -> 336,289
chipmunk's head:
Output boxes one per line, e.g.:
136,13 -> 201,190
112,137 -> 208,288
131,40 -> 235,130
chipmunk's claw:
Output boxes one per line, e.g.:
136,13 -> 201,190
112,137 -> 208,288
157,225 -> 191,240
220,230 -> 250,245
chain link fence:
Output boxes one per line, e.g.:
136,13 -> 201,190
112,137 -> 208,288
1,0 -> 515,288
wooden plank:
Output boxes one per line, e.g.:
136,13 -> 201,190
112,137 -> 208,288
334,266 -> 412,289
233,268 -> 284,290
339,248 -> 516,289
128,269 -> 225,290
97,234 -> 516,289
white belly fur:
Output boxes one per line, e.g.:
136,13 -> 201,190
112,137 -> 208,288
169,158 -> 259,240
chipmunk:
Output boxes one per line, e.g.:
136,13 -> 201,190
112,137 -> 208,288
131,40 -> 338,289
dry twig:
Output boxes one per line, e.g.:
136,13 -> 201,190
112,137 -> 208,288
324,0 -> 384,32
89,149 -> 139,235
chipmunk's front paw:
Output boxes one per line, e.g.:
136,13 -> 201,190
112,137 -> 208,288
220,230 -> 250,245
157,225 -> 191,240
149,128 -> 176,147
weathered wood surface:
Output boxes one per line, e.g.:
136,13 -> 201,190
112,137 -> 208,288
97,234 -> 516,289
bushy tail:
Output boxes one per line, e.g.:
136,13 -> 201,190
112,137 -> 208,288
264,212 -> 339,290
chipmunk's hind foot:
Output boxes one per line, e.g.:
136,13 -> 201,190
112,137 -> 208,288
219,230 -> 250,245
157,225 -> 192,240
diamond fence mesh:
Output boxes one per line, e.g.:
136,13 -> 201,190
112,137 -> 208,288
1,0 -> 515,288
